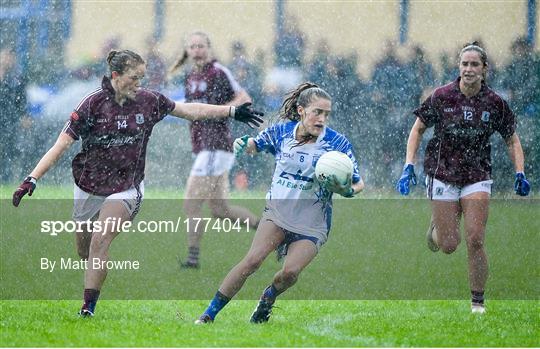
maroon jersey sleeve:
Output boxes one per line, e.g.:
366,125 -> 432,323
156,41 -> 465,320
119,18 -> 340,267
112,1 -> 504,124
154,92 -> 176,121
63,92 -> 96,140
413,92 -> 439,127
493,98 -> 516,140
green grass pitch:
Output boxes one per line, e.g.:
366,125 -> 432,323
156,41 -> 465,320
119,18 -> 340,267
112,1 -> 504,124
1,186 -> 538,347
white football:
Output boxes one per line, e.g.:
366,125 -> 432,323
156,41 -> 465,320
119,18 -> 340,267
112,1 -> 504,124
315,151 -> 353,185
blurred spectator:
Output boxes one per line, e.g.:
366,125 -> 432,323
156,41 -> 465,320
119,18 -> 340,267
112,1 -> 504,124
144,36 -> 167,91
323,55 -> 367,127
371,40 -> 411,110
229,40 -> 264,108
267,14 -> 306,93
500,36 -> 540,186
405,44 -> 436,105
306,39 -> 331,86
323,53 -> 372,166
275,14 -> 306,68
43,61 -> 101,121
502,36 -> 540,118
0,48 -> 28,182
440,50 -> 458,84
228,41 -> 267,189
370,41 -> 414,185
90,36 -> 122,78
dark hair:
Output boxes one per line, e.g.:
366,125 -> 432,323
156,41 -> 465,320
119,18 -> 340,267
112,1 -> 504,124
459,41 -> 488,80
279,82 -> 332,146
459,41 -> 488,66
279,82 -> 331,121
170,31 -> 211,74
106,50 -> 145,76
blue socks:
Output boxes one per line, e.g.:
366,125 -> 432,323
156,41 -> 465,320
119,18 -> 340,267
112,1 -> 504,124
203,291 -> 231,320
203,285 -> 283,320
262,284 -> 282,303
83,288 -> 100,313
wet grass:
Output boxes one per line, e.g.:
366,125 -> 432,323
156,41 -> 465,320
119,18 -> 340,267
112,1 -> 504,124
1,300 -> 538,347
1,185 -> 538,346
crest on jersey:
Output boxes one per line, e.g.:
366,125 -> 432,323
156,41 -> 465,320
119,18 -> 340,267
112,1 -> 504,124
481,111 -> 490,122
312,154 -> 321,168
135,114 -> 145,124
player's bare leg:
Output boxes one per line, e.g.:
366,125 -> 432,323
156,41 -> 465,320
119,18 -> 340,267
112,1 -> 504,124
80,201 -> 129,316
207,171 -> 259,228
182,175 -> 213,268
75,222 -> 92,260
431,200 -> 462,254
250,239 -> 318,323
195,220 -> 284,324
272,240 -> 318,291
219,220 -> 284,297
461,191 -> 490,313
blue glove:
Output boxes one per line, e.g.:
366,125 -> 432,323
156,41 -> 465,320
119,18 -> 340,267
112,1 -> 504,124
514,172 -> 530,196
233,135 -> 250,158
323,174 -> 354,198
396,164 -> 417,195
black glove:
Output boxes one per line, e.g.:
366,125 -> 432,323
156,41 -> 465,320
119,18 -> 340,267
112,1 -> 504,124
230,103 -> 264,128
13,176 -> 37,207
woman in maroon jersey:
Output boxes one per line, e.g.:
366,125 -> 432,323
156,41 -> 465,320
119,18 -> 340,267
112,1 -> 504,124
396,42 -> 530,314
12,49 -> 263,317
170,31 -> 260,269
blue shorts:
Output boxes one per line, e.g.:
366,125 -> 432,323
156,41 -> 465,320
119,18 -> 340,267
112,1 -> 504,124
275,227 -> 320,261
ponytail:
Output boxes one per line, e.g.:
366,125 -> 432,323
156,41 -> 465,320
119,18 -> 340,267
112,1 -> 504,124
169,50 -> 189,75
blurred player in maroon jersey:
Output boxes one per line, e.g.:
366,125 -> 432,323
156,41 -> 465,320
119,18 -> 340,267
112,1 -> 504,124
397,42 -> 530,314
12,49 -> 263,317
170,31 -> 260,269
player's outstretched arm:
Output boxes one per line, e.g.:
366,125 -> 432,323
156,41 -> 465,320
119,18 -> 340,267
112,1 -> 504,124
170,102 -> 263,128
12,132 -> 75,207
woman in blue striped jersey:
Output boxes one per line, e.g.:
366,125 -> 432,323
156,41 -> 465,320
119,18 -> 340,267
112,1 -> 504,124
195,82 -> 364,324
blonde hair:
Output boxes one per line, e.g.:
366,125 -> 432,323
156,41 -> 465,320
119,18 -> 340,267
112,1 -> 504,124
170,31 -> 212,74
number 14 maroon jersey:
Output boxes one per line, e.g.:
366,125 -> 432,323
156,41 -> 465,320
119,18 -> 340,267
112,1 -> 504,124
63,76 -> 176,196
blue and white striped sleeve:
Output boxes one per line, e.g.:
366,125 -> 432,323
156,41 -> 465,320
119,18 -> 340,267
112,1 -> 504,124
335,136 -> 362,184
253,124 -> 281,155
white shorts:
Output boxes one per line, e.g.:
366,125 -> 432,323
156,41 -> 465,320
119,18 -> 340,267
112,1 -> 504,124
261,206 -> 328,250
426,177 -> 492,201
190,150 -> 235,177
72,182 -> 144,221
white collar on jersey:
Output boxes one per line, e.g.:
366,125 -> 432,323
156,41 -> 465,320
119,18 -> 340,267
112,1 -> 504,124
292,121 -> 327,145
